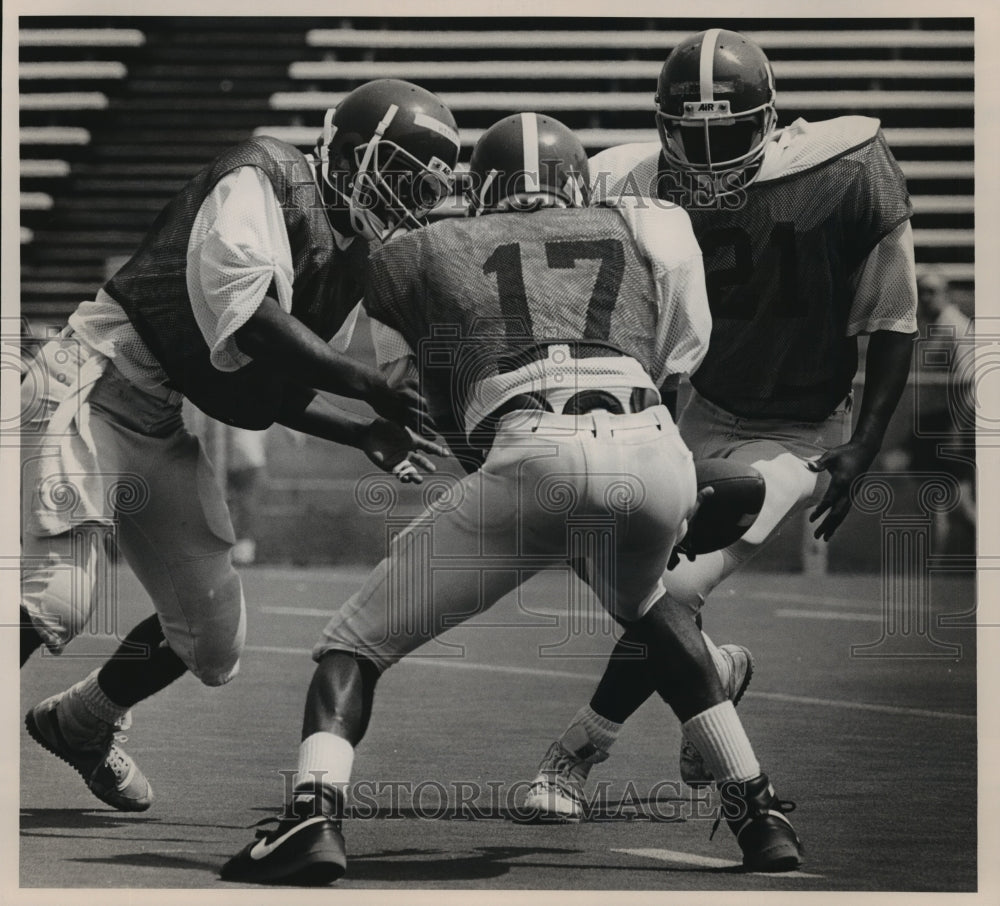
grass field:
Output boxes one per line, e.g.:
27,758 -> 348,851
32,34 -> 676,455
18,562 -> 978,894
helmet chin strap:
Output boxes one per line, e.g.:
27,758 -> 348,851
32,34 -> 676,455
320,106 -> 337,193
470,169 -> 499,217
349,104 -> 400,241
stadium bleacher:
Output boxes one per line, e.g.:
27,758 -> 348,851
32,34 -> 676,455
19,17 -> 974,319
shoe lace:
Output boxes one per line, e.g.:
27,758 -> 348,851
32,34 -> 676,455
709,795 -> 797,841
104,744 -> 130,779
542,745 -> 587,786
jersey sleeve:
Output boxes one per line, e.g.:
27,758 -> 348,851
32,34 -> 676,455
186,166 -> 296,372
843,129 -> 914,270
649,250 -> 712,384
611,196 -> 712,384
846,220 -> 919,336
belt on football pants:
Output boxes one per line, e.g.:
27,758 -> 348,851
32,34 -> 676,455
467,386 -> 661,455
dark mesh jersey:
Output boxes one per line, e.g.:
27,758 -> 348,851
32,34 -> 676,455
590,117 -> 914,421
364,204 -> 709,434
105,137 -> 367,429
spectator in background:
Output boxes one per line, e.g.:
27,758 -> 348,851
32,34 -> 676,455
917,269 -> 972,341
912,268 -> 976,553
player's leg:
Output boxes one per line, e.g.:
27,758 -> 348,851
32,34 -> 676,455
624,591 -> 801,870
553,416 -> 802,869
525,392 -> 837,808
26,414 -> 244,810
533,444 -> 819,800
19,331 -> 115,664
222,424 -> 575,884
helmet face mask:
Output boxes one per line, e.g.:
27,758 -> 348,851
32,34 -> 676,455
318,79 -> 459,241
347,133 -> 455,240
655,29 -> 778,199
467,112 -> 590,216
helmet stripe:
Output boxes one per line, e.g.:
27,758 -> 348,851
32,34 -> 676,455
521,112 -> 540,193
699,28 -> 722,103
413,112 -> 460,148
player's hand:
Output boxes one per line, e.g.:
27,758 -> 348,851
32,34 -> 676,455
807,440 -> 878,541
367,375 -> 435,435
360,418 -> 446,484
667,485 -> 714,569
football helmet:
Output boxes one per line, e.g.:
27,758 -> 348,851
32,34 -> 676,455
317,79 -> 460,241
655,29 -> 777,190
467,112 -> 589,215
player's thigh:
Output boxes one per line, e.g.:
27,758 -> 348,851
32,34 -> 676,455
116,428 -> 243,686
316,448 -> 557,671
583,420 -> 697,621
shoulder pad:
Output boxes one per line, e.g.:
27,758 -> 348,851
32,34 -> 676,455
758,116 -> 882,181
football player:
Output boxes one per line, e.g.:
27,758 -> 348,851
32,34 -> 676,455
525,27 -> 918,846
221,112 -> 801,884
20,79 -> 458,811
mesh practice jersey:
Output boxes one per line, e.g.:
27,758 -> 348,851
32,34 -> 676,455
364,201 -> 710,436
590,116 -> 916,421
105,136 -> 367,429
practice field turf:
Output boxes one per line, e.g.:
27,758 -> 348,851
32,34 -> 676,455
20,566 -> 977,892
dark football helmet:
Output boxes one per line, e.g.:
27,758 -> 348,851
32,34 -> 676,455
317,79 -> 460,241
467,112 -> 590,215
655,29 -> 777,190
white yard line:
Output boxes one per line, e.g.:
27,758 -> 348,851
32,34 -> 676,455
612,847 -> 823,878
244,646 -> 974,722
748,691 -> 974,722
774,607 -> 884,622
260,605 -> 334,618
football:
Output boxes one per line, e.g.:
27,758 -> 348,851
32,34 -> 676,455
681,458 -> 766,555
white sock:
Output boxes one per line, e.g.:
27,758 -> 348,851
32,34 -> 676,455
295,731 -> 355,794
560,705 -> 622,757
681,701 -> 760,783
69,668 -> 130,727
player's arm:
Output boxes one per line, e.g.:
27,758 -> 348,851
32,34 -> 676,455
188,165 -> 428,430
275,386 -> 445,483
233,296 -> 429,431
809,221 -> 918,540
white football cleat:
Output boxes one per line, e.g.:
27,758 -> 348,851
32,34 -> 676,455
523,724 -> 609,823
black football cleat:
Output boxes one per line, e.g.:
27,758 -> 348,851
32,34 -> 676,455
221,786 -> 348,885
221,813 -> 347,885
718,773 -> 803,872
